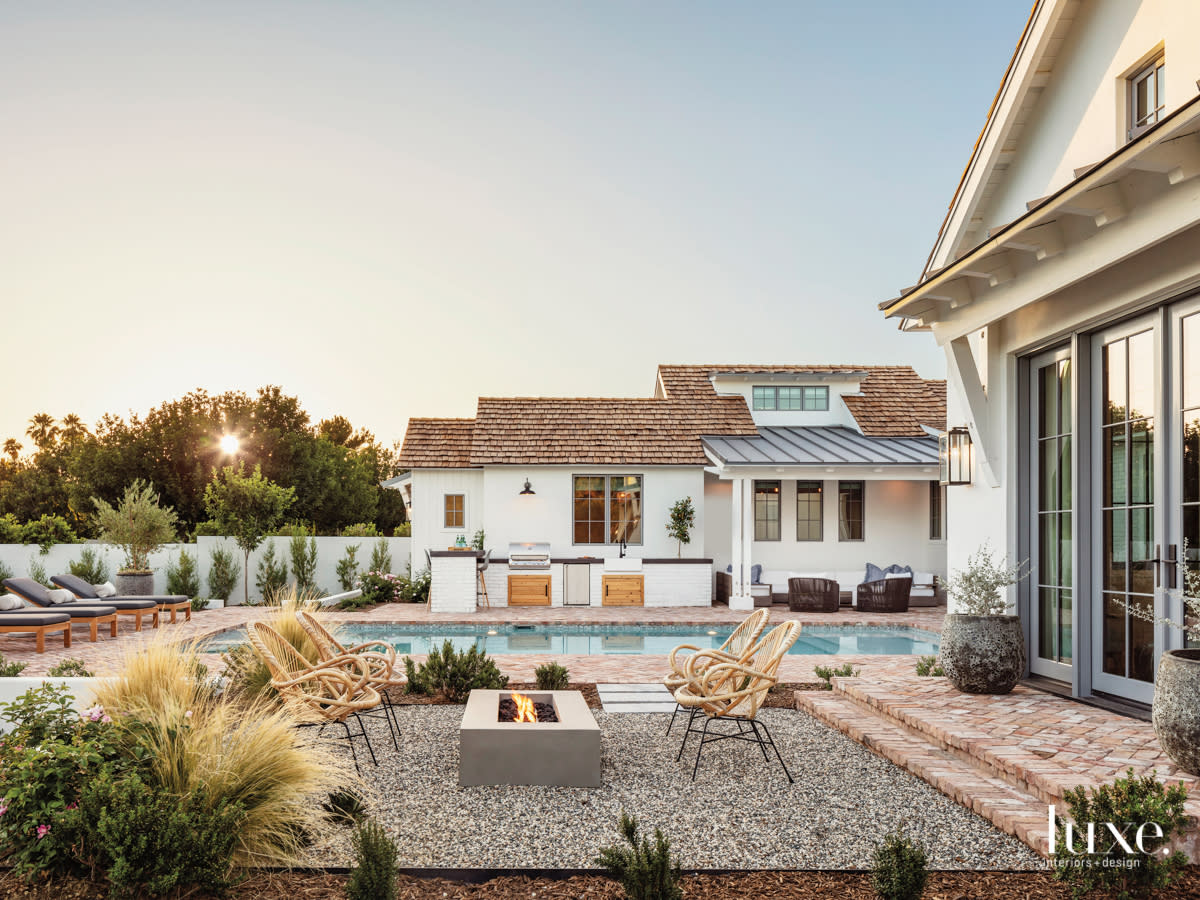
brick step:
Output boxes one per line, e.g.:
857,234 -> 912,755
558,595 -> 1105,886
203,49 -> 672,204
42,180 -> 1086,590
796,689 -> 1053,856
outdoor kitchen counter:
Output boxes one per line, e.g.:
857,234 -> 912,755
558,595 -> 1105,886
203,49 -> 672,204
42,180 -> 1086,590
428,554 -> 714,612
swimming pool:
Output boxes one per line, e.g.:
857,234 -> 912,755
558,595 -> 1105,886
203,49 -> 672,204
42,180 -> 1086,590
206,623 -> 939,657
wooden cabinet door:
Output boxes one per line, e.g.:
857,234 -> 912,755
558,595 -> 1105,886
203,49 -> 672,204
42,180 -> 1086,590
602,575 -> 644,606
508,575 -> 551,606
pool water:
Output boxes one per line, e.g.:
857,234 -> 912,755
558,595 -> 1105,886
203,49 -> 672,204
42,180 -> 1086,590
206,623 -> 939,657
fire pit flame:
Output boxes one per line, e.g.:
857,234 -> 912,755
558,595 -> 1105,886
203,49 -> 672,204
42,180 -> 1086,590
511,690 -> 538,723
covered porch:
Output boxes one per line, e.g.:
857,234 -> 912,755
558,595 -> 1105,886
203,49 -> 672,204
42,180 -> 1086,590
702,425 -> 946,610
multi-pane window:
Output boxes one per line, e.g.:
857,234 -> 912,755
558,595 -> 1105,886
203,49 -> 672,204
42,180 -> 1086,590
1129,56 -> 1165,140
573,475 -> 642,544
443,494 -> 464,529
754,481 -> 781,541
752,386 -> 829,411
838,481 -> 864,541
929,481 -> 944,540
796,481 -> 823,541
1037,357 -> 1074,665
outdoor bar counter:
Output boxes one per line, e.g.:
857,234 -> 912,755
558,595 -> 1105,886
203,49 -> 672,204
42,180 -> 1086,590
428,551 -> 713,613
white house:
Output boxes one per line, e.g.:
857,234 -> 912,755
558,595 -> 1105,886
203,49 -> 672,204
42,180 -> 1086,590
880,0 -> 1200,706
399,363 -> 946,611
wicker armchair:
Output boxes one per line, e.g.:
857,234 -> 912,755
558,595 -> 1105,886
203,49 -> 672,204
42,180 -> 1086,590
787,577 -> 840,613
855,577 -> 911,613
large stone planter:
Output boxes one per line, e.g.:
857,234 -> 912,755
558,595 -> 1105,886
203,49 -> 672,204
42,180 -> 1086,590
939,614 -> 1026,694
1153,649 -> 1200,777
113,572 -> 154,596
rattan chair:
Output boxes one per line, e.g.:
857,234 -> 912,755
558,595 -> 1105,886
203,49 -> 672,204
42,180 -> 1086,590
856,577 -> 912,613
673,621 -> 801,782
247,621 -> 383,773
787,577 -> 840,613
662,608 -> 768,734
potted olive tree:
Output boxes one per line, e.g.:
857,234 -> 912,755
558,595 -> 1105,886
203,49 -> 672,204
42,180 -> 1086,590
1126,545 -> 1200,776
939,545 -> 1028,694
92,481 -> 179,596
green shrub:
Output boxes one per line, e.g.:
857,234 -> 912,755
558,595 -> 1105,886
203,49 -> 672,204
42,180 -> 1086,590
368,538 -> 393,574
398,563 -> 431,604
93,480 -> 178,572
403,641 -> 508,702
289,534 -> 319,593
814,663 -> 860,690
341,522 -> 380,538
323,789 -> 368,826
336,544 -> 361,592
470,528 -> 485,551
27,557 -> 49,586
22,514 -> 77,554
870,828 -> 928,900
47,658 -> 93,678
1052,767 -> 1189,899
535,662 -> 570,691
358,570 -> 400,605
0,684 -> 128,878
595,811 -> 682,900
165,549 -> 201,599
191,597 -> 211,612
345,819 -> 398,900
0,651 -> 28,676
254,540 -> 288,605
915,655 -> 945,677
0,512 -> 23,543
0,558 -> 13,583
207,546 -> 241,604
58,770 -> 244,899
392,522 -> 411,537
68,547 -> 110,585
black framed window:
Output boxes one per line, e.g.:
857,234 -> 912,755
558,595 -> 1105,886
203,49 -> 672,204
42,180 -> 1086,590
1128,56 -> 1165,141
573,475 -> 642,544
754,480 -> 781,541
838,481 -> 864,541
796,481 -> 823,541
929,481 -> 944,540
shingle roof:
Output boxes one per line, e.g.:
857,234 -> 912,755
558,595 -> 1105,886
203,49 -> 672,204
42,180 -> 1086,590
469,397 -> 756,465
397,418 -> 477,468
658,364 -> 946,438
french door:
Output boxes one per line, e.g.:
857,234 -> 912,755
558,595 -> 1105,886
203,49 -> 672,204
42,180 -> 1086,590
1090,298 -> 1200,702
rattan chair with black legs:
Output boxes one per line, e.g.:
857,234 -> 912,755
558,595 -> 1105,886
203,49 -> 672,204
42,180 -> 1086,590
787,577 -> 840,613
855,577 -> 912,613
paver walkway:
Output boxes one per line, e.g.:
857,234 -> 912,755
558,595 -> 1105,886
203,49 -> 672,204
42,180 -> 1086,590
796,674 -> 1200,860
597,683 -> 675,713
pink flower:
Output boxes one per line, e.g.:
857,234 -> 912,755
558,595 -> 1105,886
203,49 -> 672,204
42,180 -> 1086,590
83,704 -> 105,722
184,710 -> 193,719
36,825 -> 50,840
0,803 -> 8,817
66,802 -> 77,810
101,715 -> 111,724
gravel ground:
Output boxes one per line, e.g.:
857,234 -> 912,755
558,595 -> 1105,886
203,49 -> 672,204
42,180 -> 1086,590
317,704 -> 1044,871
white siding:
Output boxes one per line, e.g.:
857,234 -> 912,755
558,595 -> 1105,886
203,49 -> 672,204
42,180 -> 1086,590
410,468 -> 486,566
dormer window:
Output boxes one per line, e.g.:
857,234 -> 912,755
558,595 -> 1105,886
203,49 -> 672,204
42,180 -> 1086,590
752,385 -> 829,411
1128,55 -> 1164,141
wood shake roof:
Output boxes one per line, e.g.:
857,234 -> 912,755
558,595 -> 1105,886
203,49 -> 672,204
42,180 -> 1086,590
399,364 -> 945,467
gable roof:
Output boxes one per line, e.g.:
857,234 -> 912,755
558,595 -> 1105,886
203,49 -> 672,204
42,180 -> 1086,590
400,365 -> 945,468
657,364 -> 946,438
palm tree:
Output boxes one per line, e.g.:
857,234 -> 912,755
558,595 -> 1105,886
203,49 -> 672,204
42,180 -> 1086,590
59,414 -> 89,448
26,413 -> 59,450
2,438 -> 20,461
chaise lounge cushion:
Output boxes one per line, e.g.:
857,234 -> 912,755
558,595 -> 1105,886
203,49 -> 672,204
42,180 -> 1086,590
50,574 -> 182,608
0,610 -> 72,626
2,578 -> 117,617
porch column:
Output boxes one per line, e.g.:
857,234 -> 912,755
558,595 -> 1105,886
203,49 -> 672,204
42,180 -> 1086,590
729,477 -> 754,611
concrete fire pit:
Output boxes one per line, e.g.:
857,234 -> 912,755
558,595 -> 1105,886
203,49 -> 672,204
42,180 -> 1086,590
459,690 -> 601,787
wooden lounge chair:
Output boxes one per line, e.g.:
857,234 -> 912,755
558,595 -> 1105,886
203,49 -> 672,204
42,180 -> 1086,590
663,607 -> 768,734
51,574 -> 187,624
2,578 -> 119,642
673,621 -> 802,782
0,607 -> 72,652
247,621 -> 384,773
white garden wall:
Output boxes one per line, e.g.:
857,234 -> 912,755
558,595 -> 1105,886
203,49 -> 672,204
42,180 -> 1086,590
0,537 -> 411,606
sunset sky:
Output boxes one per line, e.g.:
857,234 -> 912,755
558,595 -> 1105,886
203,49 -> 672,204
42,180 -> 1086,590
0,2 -> 1031,452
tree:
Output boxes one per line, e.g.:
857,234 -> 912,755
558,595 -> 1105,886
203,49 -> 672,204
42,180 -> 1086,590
665,497 -> 696,558
92,481 -> 179,573
2,439 -> 20,461
203,463 -> 295,604
58,414 -> 89,449
26,413 -> 58,450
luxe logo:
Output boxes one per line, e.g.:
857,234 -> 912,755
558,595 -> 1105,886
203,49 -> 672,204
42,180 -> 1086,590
1049,805 -> 1166,856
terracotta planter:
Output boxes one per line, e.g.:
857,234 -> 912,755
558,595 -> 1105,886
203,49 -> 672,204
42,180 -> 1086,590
939,614 -> 1026,694
1153,649 -> 1200,776
113,572 -> 154,596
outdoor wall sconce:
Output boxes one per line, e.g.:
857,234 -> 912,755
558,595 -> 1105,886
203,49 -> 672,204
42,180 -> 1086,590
939,427 -> 972,486
519,478 -> 536,496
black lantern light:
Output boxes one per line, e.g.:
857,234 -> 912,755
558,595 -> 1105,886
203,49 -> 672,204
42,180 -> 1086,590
939,427 -> 973,485
519,478 -> 535,496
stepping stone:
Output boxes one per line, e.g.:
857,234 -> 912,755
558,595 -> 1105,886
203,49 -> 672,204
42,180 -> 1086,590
602,702 -> 677,713
598,682 -> 674,712
596,683 -> 669,693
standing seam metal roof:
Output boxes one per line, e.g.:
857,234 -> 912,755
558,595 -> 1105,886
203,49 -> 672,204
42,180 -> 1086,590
701,426 -> 939,466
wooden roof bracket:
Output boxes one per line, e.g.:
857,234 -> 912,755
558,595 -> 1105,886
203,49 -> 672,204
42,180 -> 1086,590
948,335 -> 1000,488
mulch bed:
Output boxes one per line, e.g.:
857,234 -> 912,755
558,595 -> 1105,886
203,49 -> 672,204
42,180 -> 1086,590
6,869 -> 1200,899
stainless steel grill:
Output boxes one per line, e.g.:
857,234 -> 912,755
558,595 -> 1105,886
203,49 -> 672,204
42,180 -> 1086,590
507,542 -> 551,570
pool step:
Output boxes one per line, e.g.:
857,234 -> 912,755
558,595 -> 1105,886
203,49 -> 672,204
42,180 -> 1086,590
597,683 -> 676,713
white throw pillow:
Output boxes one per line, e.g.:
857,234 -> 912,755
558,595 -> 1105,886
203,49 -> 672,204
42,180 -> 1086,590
884,572 -> 913,580
46,588 -> 78,605
0,593 -> 25,610
94,582 -> 117,598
